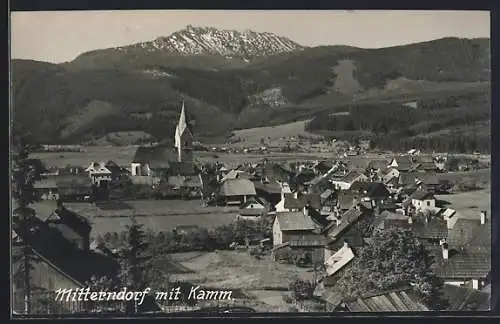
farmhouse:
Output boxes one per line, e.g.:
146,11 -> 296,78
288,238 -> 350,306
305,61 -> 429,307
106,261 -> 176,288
349,181 -> 390,206
219,178 -> 257,206
85,161 -> 112,187
130,102 -> 195,178
403,190 -> 436,214
237,196 -> 267,221
34,176 -> 58,200
56,175 -> 93,202
322,206 -> 366,251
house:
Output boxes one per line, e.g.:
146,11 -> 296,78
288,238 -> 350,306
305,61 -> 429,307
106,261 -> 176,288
389,155 -> 415,172
56,175 -> 93,202
336,191 -> 357,212
130,102 -> 195,177
219,178 -> 256,206
164,174 -> 203,199
366,159 -> 388,173
272,210 -> 325,264
342,288 -> 429,312
59,166 -> 86,176
374,211 -> 411,231
410,215 -> 448,246
220,169 -> 251,183
398,172 -> 419,188
45,201 -> 92,251
416,159 -> 438,172
402,190 -> 436,214
34,176 -> 59,200
349,182 -> 390,206
322,206 -> 366,251
417,173 -> 441,193
432,242 -> 490,290
253,181 -> 282,209
330,171 -> 368,190
274,192 -> 321,213
85,161 -> 112,187
103,160 -> 126,182
320,189 -> 336,206
237,197 -> 267,221
12,216 -> 120,314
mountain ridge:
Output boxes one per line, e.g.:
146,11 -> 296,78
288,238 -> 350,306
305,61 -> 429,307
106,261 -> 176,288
11,28 -> 491,148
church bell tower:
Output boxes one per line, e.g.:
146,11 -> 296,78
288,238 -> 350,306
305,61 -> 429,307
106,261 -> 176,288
174,101 -> 193,163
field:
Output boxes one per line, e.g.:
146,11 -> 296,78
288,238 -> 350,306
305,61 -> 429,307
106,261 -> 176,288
32,199 -> 238,238
435,188 -> 491,220
231,119 -> 319,146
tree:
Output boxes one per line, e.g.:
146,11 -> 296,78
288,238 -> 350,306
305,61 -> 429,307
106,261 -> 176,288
11,133 -> 37,314
117,216 -> 153,313
289,279 -> 315,301
333,228 -> 445,310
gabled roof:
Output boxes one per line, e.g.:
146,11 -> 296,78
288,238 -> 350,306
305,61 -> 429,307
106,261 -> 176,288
346,289 -> 429,312
448,218 -> 490,251
420,173 -> 440,186
337,170 -> 365,183
132,145 -> 177,168
323,207 -> 364,239
253,181 -> 282,194
391,155 -> 414,171
325,244 -> 355,276
320,189 -> 334,201
411,216 -> 448,240
337,191 -> 356,210
220,179 -> 256,197
351,182 -> 390,198
409,190 -> 435,201
432,252 -> 491,279
240,196 -> 266,209
276,211 -> 317,231
398,172 -> 419,186
55,174 -> 92,188
46,205 -> 92,238
85,161 -> 112,174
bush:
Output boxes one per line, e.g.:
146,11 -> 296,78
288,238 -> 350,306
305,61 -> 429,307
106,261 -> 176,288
289,279 -> 315,301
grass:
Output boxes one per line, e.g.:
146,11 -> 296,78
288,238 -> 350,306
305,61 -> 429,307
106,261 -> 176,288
435,188 -> 491,220
170,250 -> 314,291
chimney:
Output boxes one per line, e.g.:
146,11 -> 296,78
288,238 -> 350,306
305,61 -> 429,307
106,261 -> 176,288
303,205 -> 309,217
343,241 -> 349,249
294,192 -> 298,199
408,216 -> 413,224
442,242 -> 449,260
480,211 -> 486,225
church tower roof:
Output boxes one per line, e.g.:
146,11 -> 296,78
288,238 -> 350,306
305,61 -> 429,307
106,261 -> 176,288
175,101 -> 192,148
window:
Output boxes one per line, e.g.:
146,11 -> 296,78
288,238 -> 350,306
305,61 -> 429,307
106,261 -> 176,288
427,201 -> 430,206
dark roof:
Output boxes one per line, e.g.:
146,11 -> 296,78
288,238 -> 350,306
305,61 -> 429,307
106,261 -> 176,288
299,194 -> 321,211
443,284 -> 490,311
287,233 -> 326,247
420,173 -> 440,186
409,190 -> 435,201
432,252 -> 491,279
367,159 -> 389,170
46,205 -> 92,237
34,176 -> 58,189
132,145 -> 177,168
398,172 -> 419,186
411,216 -> 448,240
276,211 -> 317,231
238,209 -> 264,217
351,182 -> 390,199
340,170 -> 365,183
169,161 -> 197,176
12,218 -> 118,285
253,181 -> 282,194
220,179 -> 256,197
392,156 -> 414,171
448,218 -> 490,251
337,191 -> 356,210
322,207 -> 364,239
55,175 -> 92,189
346,289 -> 429,312
240,196 -> 266,209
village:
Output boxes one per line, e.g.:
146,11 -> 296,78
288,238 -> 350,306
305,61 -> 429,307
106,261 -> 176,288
12,103 -> 491,314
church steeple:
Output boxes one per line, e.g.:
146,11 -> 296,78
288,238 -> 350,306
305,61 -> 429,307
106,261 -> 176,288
174,101 -> 193,163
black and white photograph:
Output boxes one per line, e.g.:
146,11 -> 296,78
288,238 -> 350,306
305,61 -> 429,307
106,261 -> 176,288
10,9 -> 492,315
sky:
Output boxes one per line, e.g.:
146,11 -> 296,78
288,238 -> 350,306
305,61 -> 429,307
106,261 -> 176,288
10,10 -> 490,63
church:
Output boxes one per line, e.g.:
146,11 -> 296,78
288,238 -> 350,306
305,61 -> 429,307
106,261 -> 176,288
130,101 -> 198,179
